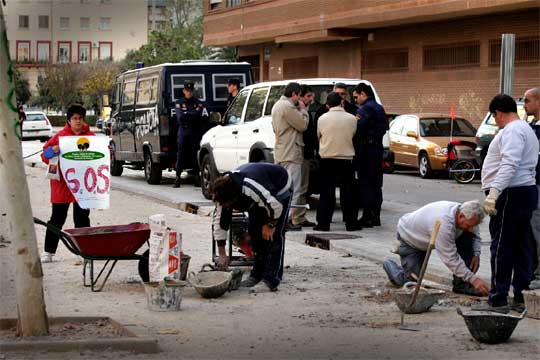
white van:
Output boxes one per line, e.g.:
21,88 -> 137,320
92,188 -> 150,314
198,78 -> 382,199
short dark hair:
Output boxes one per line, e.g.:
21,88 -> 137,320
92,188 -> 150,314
284,82 -> 302,98
489,94 -> 517,114
211,175 -> 241,204
228,78 -> 240,87
334,82 -> 347,90
326,92 -> 342,108
300,85 -> 313,97
353,83 -> 375,99
67,104 -> 86,121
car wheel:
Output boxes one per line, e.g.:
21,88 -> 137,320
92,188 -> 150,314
418,153 -> 433,179
110,145 -> 124,176
144,151 -> 162,185
201,154 -> 218,200
451,159 -> 476,184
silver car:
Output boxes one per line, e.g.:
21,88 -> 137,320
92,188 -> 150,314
22,111 -> 53,142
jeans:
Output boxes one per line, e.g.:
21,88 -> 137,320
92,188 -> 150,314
278,161 -> 302,224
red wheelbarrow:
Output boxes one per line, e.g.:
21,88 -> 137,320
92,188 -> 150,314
34,218 -> 150,292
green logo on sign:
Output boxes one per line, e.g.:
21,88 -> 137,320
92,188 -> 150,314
62,151 -> 105,161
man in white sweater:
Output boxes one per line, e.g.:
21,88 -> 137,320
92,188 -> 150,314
383,200 -> 490,296
476,94 -> 539,313
314,92 -> 360,231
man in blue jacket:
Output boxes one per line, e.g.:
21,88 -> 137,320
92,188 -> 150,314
212,163 -> 292,291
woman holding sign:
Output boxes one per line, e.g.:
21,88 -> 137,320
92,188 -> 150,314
40,104 -> 95,263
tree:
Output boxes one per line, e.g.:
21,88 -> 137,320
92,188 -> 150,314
165,0 -> 201,28
13,67 -> 31,104
80,62 -> 118,110
37,65 -> 83,112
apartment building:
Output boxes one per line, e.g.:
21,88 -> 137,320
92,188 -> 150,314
4,0 -> 148,93
202,0 -> 540,125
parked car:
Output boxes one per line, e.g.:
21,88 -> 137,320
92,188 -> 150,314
96,118 -> 103,130
21,111 -> 53,142
198,78 -> 382,199
102,116 -> 111,135
475,100 -> 533,166
109,61 -> 253,184
388,113 -> 477,178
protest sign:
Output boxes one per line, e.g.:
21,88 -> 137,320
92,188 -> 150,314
59,136 -> 110,209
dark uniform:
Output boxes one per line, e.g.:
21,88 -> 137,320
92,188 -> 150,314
174,82 -> 209,187
213,163 -> 292,289
353,97 -> 388,227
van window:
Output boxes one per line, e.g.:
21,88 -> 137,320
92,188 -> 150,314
224,90 -> 248,125
122,81 -> 136,107
171,74 -> 205,101
136,77 -> 158,105
244,87 -> 269,122
112,82 -> 121,107
264,85 -> 286,115
212,73 -> 246,101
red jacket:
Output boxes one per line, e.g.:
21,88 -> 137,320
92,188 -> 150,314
41,124 -> 95,203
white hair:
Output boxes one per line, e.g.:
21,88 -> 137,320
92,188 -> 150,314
458,200 -> 485,222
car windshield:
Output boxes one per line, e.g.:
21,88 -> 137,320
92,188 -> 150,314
420,118 -> 476,137
26,113 -> 46,121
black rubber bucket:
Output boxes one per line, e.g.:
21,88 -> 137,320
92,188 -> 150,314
457,308 -> 527,344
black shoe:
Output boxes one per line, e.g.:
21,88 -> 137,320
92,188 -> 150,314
172,182 -> 180,188
297,220 -> 316,227
471,303 -> 510,314
286,222 -> 302,231
345,222 -> 362,231
509,300 -> 526,313
359,217 -> 373,228
313,224 -> 330,231
263,280 -> 278,292
452,283 -> 483,297
372,217 -> 381,226
240,277 -> 261,288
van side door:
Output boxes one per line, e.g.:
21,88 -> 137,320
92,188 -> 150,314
134,76 -> 160,158
236,86 -> 270,164
119,79 -> 137,154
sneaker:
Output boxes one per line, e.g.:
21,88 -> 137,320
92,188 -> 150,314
240,276 -> 261,288
313,224 -> 330,231
40,252 -> 54,263
263,280 -> 278,292
509,300 -> 526,313
470,303 -> 510,314
250,281 -> 278,293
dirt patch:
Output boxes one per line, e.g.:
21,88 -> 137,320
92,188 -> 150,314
364,288 -> 394,304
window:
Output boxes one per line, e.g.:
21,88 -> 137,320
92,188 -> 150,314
16,41 -> 30,62
389,116 -> 405,135
210,0 -> 222,10
362,48 -> 408,72
227,0 -> 242,7
37,41 -> 50,63
244,87 -> 269,122
99,17 -> 111,30
264,86 -> 285,116
26,113 -> 47,122
38,15 -> 49,29
171,74 -> 205,101
401,117 -> 418,135
489,37 -> 540,65
59,17 -> 70,30
58,42 -> 71,63
19,15 -> 29,29
419,118 -> 476,137
122,81 -> 136,107
136,77 -> 158,105
224,90 -> 248,125
212,73 -> 246,101
423,42 -> 480,69
78,42 -> 91,63
80,17 -> 90,30
99,42 -> 112,60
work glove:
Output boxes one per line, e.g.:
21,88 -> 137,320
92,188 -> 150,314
43,146 -> 58,159
483,188 -> 500,216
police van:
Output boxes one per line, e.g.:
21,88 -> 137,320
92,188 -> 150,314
109,61 -> 252,184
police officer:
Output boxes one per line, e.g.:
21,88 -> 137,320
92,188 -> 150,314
173,82 -> 209,188
352,83 -> 388,227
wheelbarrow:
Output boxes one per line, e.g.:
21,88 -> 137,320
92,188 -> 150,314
34,218 -> 150,292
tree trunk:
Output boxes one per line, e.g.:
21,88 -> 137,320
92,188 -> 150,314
0,4 -> 49,336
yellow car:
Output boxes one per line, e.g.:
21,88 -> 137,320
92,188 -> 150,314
388,113 -> 477,178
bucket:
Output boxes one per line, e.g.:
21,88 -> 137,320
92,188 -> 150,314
523,290 -> 540,319
144,280 -> 186,311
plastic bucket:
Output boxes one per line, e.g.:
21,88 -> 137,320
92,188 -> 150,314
144,280 -> 186,311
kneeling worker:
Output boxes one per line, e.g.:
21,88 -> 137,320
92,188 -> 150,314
383,200 -> 490,296
212,163 -> 292,291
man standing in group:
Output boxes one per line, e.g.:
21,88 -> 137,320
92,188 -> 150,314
271,82 -> 309,230
382,200 -> 490,296
352,83 -> 388,228
226,78 -> 241,110
314,92 -> 359,232
315,82 -> 357,120
173,82 -> 209,188
523,87 -> 540,290
476,94 -> 539,313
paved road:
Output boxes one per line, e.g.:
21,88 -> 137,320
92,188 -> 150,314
22,136 -> 491,286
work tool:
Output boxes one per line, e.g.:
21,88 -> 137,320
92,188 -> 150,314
399,220 -> 441,331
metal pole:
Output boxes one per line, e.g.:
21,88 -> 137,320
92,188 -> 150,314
499,34 -> 515,97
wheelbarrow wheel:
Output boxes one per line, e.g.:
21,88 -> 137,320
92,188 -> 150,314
138,249 -> 149,282
452,159 -> 476,184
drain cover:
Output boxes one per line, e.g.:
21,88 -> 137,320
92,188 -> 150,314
305,233 -> 361,250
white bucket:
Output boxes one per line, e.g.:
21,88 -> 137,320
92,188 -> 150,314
144,280 -> 186,311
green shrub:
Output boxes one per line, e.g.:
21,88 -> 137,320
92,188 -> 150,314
47,115 -> 97,127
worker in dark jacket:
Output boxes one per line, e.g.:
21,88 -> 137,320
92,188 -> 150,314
226,78 -> 241,110
173,82 -> 209,188
352,83 -> 389,228
314,82 -> 357,120
212,163 -> 292,291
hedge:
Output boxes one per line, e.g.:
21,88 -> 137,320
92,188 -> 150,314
47,115 -> 97,127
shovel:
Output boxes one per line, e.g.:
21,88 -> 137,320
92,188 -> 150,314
399,220 -> 441,331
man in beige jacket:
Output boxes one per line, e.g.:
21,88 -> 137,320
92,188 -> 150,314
271,82 -> 309,230
314,92 -> 360,231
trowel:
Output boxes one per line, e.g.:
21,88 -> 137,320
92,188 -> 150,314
398,220 -> 441,331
